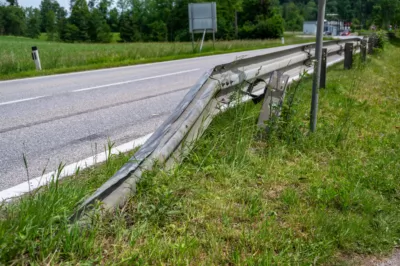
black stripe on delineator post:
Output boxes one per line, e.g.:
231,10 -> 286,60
32,46 -> 37,60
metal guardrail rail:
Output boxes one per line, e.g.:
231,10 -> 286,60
72,37 -> 363,220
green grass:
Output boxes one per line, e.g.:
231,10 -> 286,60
1,39 -> 399,265
0,35 -> 314,80
0,145 -> 135,264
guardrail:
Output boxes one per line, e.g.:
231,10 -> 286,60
72,37 -> 363,220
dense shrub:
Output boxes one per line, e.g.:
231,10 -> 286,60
239,14 -> 284,39
372,30 -> 389,50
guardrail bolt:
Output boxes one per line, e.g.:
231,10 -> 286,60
344,43 -> 353,70
320,48 -> 327,89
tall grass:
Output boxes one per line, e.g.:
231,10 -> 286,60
0,35 -> 314,79
0,148 -> 134,264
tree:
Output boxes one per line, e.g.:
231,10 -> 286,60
0,5 -> 6,35
119,12 -> 140,42
68,0 -> 90,41
108,7 -> 119,32
88,7 -> 112,42
116,0 -> 128,13
304,0 -> 317,21
25,7 -> 41,38
6,0 -> 18,6
45,10 -> 56,40
40,0 -> 52,32
148,20 -> 167,42
2,5 -> 25,35
283,2 -> 304,31
337,0 -> 353,21
2,0 -> 399,42
56,8 -> 68,40
240,0 -> 274,25
63,23 -> 80,41
98,0 -> 111,18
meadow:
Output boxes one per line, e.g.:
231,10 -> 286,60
0,34 -> 314,80
0,36 -> 399,264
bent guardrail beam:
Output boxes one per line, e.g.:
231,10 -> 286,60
72,38 -> 362,221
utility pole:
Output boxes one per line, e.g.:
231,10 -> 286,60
310,0 -> 327,132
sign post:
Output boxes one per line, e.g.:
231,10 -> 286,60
310,0 -> 327,132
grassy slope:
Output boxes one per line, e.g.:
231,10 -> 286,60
1,40 -> 399,265
0,147 -> 135,263
0,35 -> 313,80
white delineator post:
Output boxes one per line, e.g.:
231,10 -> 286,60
310,0 -> 327,132
31,46 -> 42,71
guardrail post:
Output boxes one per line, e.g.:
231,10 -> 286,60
320,48 -> 327,89
361,39 -> 367,63
368,37 -> 374,54
344,43 -> 353,70
258,71 -> 290,131
373,35 -> 378,48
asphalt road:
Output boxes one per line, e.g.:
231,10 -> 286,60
0,44 -> 312,191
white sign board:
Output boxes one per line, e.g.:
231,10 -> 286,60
188,2 -> 217,33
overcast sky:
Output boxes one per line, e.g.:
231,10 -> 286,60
18,0 -> 69,9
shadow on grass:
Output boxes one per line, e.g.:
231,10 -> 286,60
388,35 -> 400,47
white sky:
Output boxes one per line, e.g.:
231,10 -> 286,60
18,0 -> 69,9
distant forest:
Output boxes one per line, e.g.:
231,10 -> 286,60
1,0 -> 399,43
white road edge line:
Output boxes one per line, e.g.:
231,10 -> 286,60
0,96 -> 47,106
0,133 -> 153,202
72,69 -> 201,92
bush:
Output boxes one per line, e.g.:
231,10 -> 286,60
62,23 -> 80,42
239,14 -> 284,39
239,21 -> 257,39
372,30 -> 389,50
148,21 -> 168,42
265,14 -> 285,38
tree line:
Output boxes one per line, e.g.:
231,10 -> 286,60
1,0 -> 399,43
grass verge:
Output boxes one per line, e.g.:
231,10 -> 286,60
0,146 -> 135,264
0,35 -> 314,80
1,40 -> 399,265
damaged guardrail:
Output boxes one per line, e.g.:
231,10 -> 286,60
72,37 -> 363,221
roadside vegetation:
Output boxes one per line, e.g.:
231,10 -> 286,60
0,35 -> 314,80
1,0 -> 396,80
1,37 -> 399,265
1,0 -> 397,44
